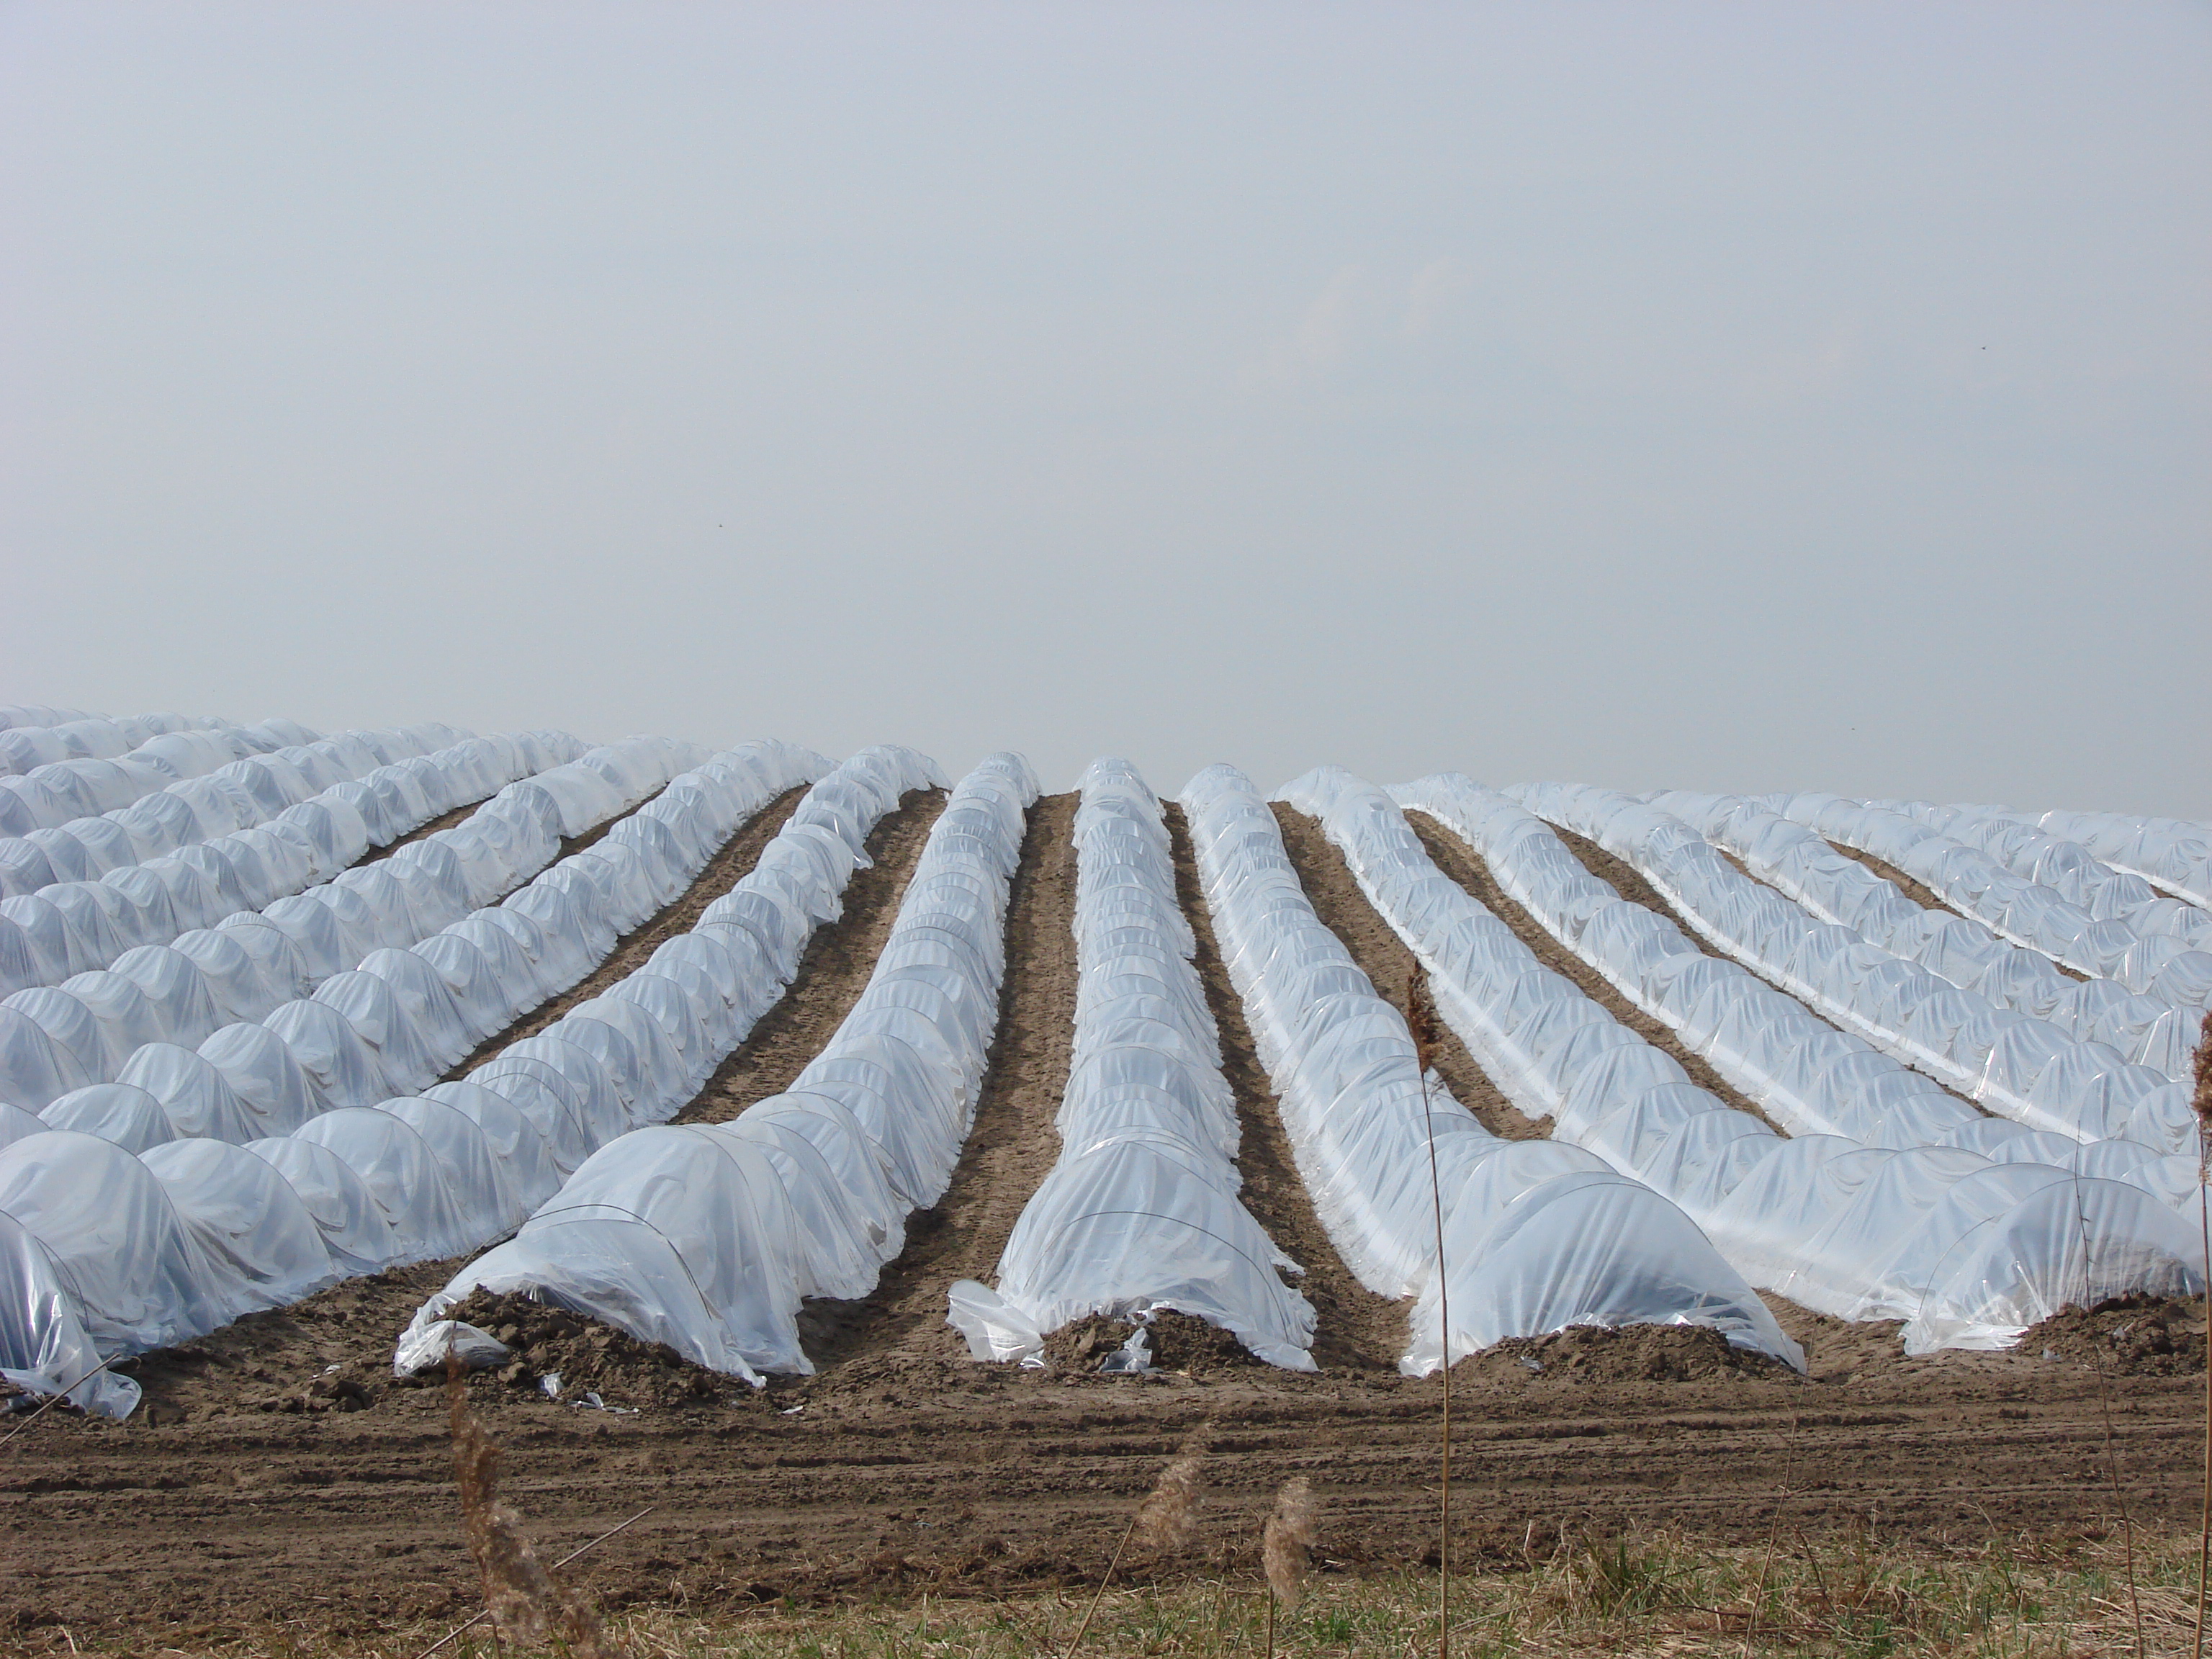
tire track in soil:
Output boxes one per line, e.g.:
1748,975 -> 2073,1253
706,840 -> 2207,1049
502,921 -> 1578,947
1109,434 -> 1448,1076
788,791 -> 1079,1368
673,788 -> 948,1125
1269,803 -> 1545,1142
1528,818 -> 1995,1118
1401,811 -> 1786,1133
439,781 -> 815,1080
10,1327 -> 2200,1640
1164,803 -> 1407,1373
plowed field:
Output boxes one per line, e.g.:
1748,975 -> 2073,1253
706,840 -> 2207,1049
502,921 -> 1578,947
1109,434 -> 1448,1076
1,792 -> 2198,1645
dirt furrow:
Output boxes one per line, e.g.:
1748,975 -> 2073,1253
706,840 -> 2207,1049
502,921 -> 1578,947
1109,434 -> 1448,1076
788,791 -> 1079,1369
351,795 -> 486,865
1269,803 -> 1543,1141
440,782 -> 814,1079
1820,837 -> 2090,984
1403,811 -> 1783,1132
673,788 -> 947,1124
1163,803 -> 1408,1372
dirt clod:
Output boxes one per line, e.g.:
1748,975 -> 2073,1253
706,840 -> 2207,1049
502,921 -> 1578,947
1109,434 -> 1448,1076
1041,1310 -> 1274,1377
434,1290 -> 746,1409
1463,1323 -> 1804,1385
2021,1295 -> 2207,1376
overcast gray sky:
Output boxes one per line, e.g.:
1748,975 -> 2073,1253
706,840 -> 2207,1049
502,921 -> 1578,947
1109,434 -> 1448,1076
3,2 -> 2206,811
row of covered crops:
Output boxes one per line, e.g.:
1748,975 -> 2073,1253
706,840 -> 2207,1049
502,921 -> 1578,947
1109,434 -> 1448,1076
948,765 -> 2204,1372
1,715 -> 842,1413
0,708 -> 2205,1408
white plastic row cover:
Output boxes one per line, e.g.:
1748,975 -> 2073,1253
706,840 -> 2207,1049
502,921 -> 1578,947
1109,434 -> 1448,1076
0,730 -> 593,997
0,716 -> 336,838
1601,789 -> 2196,1146
0,737 -> 712,1116
1647,792 -> 2198,1092
0,726 -> 582,900
1779,794 -> 2212,1008
0,712 -> 242,778
2013,809 -> 2212,911
948,759 -> 1318,1371
1908,803 -> 2212,963
1406,781 -> 1973,1148
0,739 -> 832,1419
397,750 -> 1027,1386
1201,765 -> 1797,1376
0,706 -> 102,736
1332,772 -> 2202,1355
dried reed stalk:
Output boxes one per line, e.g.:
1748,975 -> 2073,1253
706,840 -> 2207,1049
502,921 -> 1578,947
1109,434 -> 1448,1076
1063,1437 -> 1209,1657
446,1351 -> 621,1659
1407,966 -> 1452,1658
2066,1160 -> 2144,1659
1131,1439 -> 1207,1557
1263,1475 -> 1317,1656
2195,1010 -> 2212,1659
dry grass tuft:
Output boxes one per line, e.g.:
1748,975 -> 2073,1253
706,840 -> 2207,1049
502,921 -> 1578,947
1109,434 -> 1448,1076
1131,1444 -> 1206,1559
1404,967 -> 1440,1079
446,1353 -> 623,1658
2193,1010 -> 2212,1162
1263,1477 -> 1318,1615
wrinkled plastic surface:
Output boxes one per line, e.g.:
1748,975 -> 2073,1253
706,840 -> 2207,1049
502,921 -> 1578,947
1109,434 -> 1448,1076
399,747 -> 1025,1384
1214,765 -> 1799,1374
1352,771 -> 2203,1349
948,759 -> 1316,1371
0,737 -> 830,1414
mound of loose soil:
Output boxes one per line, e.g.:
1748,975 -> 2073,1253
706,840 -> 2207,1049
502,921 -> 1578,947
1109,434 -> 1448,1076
2021,1295 -> 2207,1376
1462,1323 -> 1804,1385
1041,1310 -> 1276,1377
112,1258 -> 458,1424
427,1288 -> 750,1409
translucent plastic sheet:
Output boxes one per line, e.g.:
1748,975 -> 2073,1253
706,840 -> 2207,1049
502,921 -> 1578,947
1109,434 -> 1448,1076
1452,782 -> 1990,1143
1663,791 -> 2194,1132
1,715 -> 329,840
1920,805 -> 2212,961
1552,786 -> 2190,1134
948,759 -> 1317,1372
1321,770 -> 2203,1352
400,747 -> 1030,1385
2022,809 -> 2212,911
0,729 -> 568,990
0,739 -> 830,1415
0,730 -> 591,1000
0,735 -> 747,1118
1199,765 -> 1799,1375
1777,793 -> 2212,1012
0,1208 -> 140,1417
